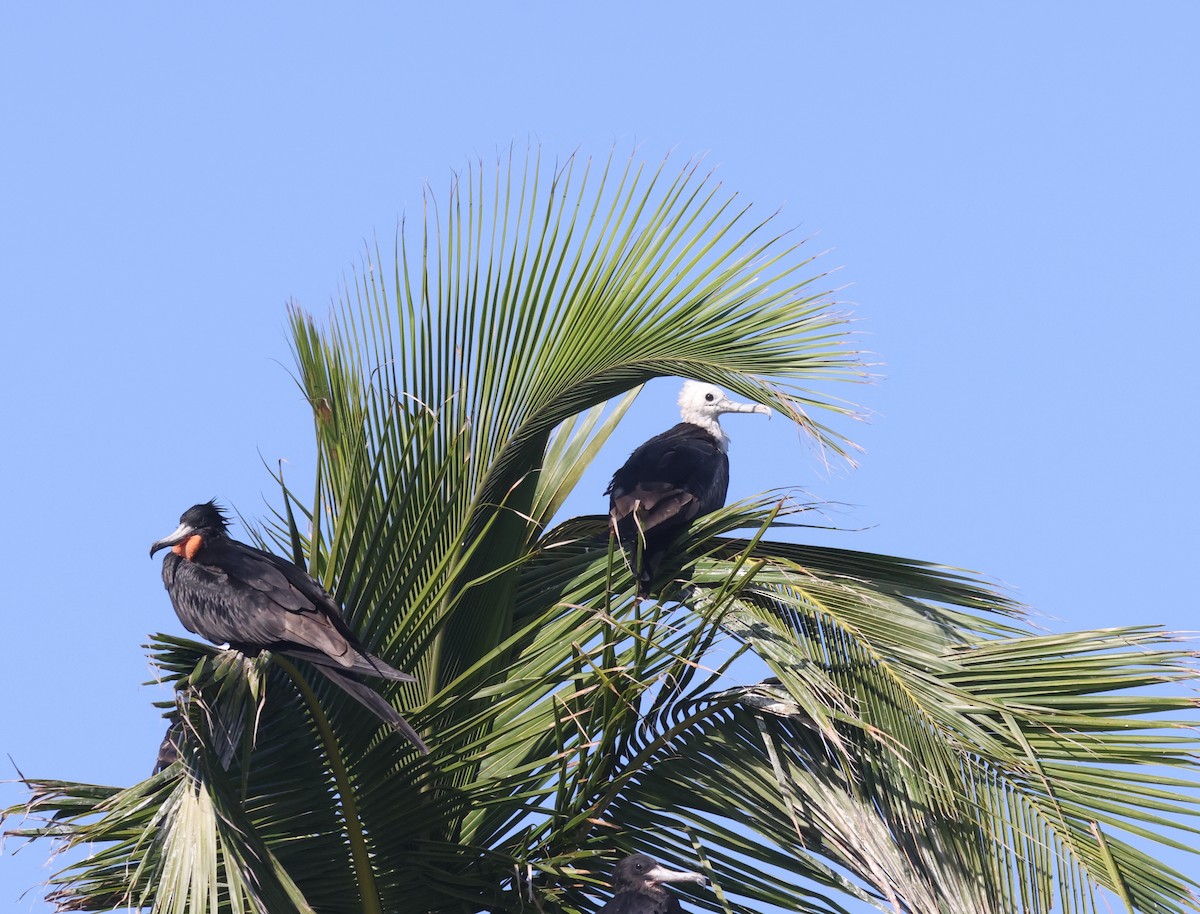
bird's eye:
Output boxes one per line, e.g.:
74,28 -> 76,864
634,862 -> 645,871
704,393 -> 715,402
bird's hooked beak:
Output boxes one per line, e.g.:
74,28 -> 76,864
150,522 -> 199,559
645,862 -> 707,887
719,395 -> 771,418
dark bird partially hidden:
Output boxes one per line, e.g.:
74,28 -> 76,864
150,501 -> 427,753
153,715 -> 181,773
606,381 -> 769,596
599,854 -> 707,914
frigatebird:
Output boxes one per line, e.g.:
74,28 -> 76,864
606,381 -> 769,596
153,716 -> 181,773
599,854 -> 706,914
150,501 -> 427,753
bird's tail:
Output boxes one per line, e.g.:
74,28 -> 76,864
306,663 -> 429,754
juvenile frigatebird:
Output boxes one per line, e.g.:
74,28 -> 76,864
599,854 -> 706,914
150,501 -> 427,753
606,380 -> 769,596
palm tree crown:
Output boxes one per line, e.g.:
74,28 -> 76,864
6,149 -> 1199,914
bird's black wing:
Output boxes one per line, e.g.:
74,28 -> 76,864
227,544 -> 418,681
167,540 -> 411,681
275,644 -> 415,682
192,540 -> 359,662
607,424 -> 729,539
216,540 -> 345,618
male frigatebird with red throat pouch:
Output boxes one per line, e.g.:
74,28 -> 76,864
606,381 -> 769,597
150,500 -> 427,753
599,854 -> 707,914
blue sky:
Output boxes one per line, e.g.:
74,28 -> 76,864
2,4 -> 1198,911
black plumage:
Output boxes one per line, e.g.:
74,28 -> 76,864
599,854 -> 706,914
150,501 -> 427,753
153,716 -> 181,773
606,381 -> 769,596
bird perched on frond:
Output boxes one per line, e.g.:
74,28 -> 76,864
599,854 -> 706,914
150,500 -> 427,753
606,380 -> 769,596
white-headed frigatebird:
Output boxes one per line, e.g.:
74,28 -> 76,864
150,501 -> 427,754
606,380 -> 769,596
599,854 -> 707,914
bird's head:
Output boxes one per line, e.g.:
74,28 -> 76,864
149,500 -> 230,561
611,853 -> 707,892
677,381 -> 769,447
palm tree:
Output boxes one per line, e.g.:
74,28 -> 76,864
7,149 -> 1199,914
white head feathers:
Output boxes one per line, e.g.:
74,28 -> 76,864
677,381 -> 770,450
